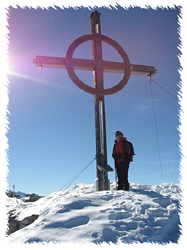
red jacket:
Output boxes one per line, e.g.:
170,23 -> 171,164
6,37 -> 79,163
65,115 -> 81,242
112,137 -> 130,163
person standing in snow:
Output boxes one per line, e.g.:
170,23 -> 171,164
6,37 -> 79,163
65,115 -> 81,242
112,131 -> 131,190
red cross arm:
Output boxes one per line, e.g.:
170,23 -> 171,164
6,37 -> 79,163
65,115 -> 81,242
33,55 -> 157,76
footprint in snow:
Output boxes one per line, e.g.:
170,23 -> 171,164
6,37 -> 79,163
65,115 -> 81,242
62,216 -> 90,228
44,216 -> 90,229
57,200 -> 99,214
108,211 -> 131,220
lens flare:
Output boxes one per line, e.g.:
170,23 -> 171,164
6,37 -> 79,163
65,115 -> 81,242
7,70 -> 47,84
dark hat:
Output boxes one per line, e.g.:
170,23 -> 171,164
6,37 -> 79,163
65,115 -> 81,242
115,131 -> 123,137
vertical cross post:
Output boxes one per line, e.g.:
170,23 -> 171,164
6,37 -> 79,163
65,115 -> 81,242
90,11 -> 109,191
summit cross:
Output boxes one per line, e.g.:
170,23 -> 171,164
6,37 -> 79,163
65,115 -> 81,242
33,11 -> 157,191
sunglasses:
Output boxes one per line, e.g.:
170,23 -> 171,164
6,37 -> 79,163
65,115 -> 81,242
116,134 -> 122,137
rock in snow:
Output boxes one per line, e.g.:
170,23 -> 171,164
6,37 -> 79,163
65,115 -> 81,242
6,182 -> 181,244
7,212 -> 39,235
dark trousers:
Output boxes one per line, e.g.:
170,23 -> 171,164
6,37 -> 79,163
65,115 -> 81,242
115,159 -> 129,190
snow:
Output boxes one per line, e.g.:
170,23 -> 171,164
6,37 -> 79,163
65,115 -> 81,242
7,182 -> 181,244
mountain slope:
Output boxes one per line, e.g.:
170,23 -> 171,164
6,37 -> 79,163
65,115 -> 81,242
7,182 -> 181,244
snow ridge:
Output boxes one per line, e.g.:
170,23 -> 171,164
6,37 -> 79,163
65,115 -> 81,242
7,182 -> 181,244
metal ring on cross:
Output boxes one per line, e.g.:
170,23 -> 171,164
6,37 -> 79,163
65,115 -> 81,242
65,34 -> 131,95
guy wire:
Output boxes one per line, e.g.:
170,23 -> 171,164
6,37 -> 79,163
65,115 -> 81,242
149,76 -> 163,183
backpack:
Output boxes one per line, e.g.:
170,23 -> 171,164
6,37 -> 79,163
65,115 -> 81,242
128,141 -> 135,162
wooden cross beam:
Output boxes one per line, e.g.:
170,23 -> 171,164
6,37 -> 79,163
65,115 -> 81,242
33,55 -> 157,76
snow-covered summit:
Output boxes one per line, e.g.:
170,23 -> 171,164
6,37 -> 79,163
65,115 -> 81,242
7,182 -> 181,244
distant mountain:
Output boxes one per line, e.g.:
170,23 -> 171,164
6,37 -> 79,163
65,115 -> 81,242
14,191 -> 27,198
7,190 -> 41,201
6,190 -> 27,198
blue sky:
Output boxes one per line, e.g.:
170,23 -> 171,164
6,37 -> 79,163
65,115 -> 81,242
7,5 -> 181,196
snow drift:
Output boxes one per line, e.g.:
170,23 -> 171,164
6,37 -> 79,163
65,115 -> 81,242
6,182 -> 181,244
